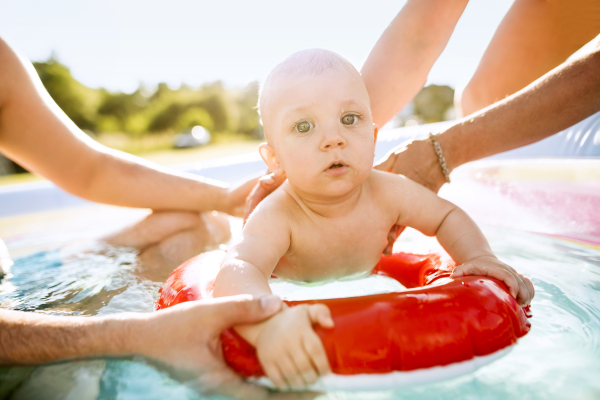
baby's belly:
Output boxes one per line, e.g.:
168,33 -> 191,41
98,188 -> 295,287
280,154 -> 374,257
273,252 -> 382,283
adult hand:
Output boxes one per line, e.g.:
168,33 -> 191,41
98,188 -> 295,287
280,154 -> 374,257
375,137 -> 447,194
244,172 -> 287,223
222,175 -> 262,217
139,294 -> 321,399
138,294 -> 281,370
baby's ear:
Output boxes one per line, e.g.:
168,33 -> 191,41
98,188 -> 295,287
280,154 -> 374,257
259,143 -> 284,176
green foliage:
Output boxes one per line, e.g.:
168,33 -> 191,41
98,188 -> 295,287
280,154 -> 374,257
413,85 -> 455,123
33,58 -> 262,138
33,58 -> 101,130
175,107 -> 214,132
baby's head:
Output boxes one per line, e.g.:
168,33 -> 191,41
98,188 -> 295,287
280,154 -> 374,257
258,49 -> 376,199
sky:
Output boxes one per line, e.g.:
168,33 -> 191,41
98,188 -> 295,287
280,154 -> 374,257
0,0 -> 514,93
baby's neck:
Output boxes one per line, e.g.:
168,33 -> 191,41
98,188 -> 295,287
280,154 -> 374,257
286,181 -> 365,219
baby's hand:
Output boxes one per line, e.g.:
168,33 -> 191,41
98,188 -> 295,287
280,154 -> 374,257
451,256 -> 535,306
255,304 -> 334,389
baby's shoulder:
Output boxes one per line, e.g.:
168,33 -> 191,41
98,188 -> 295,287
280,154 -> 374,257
367,169 -> 412,193
247,182 -> 297,220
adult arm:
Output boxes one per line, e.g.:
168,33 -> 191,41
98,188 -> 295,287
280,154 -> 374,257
361,0 -> 469,128
0,295 -> 281,369
377,38 -> 600,192
0,37 -> 253,215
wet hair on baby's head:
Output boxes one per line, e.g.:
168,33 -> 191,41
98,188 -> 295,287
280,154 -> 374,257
258,49 -> 358,123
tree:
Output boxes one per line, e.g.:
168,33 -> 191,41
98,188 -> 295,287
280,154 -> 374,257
33,57 -> 101,131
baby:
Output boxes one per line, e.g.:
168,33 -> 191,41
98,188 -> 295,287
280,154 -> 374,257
213,49 -> 534,388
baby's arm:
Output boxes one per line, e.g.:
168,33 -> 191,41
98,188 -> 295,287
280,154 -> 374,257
213,201 -> 333,388
388,174 -> 534,305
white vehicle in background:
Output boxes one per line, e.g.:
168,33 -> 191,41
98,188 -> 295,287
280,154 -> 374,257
173,125 -> 211,149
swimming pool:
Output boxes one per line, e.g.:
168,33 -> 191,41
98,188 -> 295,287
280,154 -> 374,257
1,114 -> 599,399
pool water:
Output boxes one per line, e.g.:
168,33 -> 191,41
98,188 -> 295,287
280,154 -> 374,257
0,202 -> 599,400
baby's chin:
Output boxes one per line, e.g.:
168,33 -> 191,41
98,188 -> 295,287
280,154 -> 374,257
292,177 -> 364,200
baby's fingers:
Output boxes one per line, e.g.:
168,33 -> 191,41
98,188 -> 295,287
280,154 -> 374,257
263,362 -> 287,389
516,273 -> 535,306
452,263 -> 521,300
277,357 -> 305,388
307,304 -> 334,329
302,333 -> 331,377
523,273 -> 535,301
289,347 -> 319,386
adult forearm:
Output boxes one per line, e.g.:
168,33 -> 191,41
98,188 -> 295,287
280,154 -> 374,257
0,309 -> 141,365
440,45 -> 600,170
0,38 -> 236,214
83,146 -> 228,212
362,0 -> 468,128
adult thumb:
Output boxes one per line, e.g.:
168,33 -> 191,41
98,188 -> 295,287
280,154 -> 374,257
210,295 -> 282,331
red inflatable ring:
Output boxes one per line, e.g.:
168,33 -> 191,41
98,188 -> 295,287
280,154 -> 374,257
156,250 -> 531,390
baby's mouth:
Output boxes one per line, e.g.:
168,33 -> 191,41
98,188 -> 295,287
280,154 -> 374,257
329,163 -> 344,169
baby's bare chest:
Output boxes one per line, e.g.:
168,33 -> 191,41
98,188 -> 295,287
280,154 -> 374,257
274,210 -> 396,281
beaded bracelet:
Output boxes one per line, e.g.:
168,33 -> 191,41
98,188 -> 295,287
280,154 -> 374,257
428,133 -> 451,184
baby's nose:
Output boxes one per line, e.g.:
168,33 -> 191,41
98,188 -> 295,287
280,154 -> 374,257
320,130 -> 347,151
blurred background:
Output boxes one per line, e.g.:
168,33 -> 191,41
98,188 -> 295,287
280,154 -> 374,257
0,0 -> 514,182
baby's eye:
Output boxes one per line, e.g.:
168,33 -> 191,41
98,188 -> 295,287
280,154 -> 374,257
295,121 -> 314,133
341,114 -> 358,125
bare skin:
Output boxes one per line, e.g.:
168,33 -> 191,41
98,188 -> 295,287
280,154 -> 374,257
250,33 -> 600,255
0,295 -> 285,395
360,0 -> 600,122
214,50 -> 534,389
0,36 -> 273,387
458,0 -> 600,116
0,33 -> 268,282
0,37 -> 255,216
376,37 -> 600,193
105,210 -> 232,280
361,0 -> 469,128
0,35 -> 259,272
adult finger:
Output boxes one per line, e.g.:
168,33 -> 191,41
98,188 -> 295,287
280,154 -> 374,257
243,173 -> 287,223
205,295 -> 282,332
373,150 -> 397,172
244,183 -> 267,224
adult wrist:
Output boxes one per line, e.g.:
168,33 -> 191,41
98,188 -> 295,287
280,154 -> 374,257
212,186 -> 230,213
96,313 -> 147,358
194,182 -> 228,214
434,129 -> 459,173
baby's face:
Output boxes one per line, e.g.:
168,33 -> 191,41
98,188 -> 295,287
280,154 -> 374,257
261,68 -> 376,199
